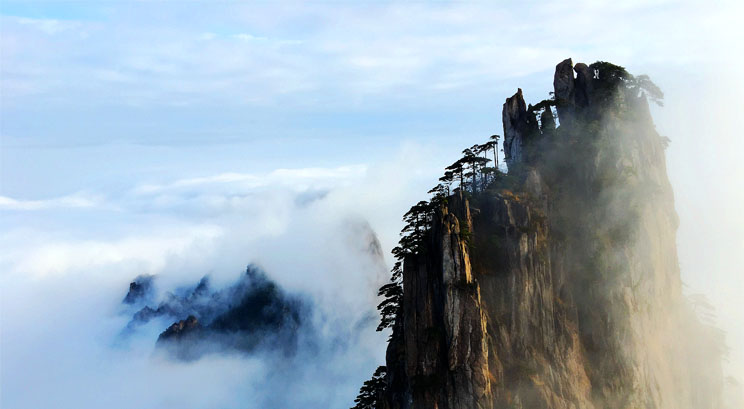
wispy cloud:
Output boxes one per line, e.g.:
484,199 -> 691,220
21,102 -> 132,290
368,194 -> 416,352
0,194 -> 101,210
133,165 -> 366,195
232,33 -> 268,42
3,1 -> 738,109
0,165 -> 366,213
2,224 -> 223,278
15,16 -> 81,35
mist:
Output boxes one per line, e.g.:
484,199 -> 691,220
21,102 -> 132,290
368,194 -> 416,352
2,1 -> 744,407
0,152 -> 444,409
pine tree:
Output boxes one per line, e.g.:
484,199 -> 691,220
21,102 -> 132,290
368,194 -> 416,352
351,366 -> 387,409
488,134 -> 501,169
439,171 -> 455,196
446,160 -> 465,190
460,148 -> 477,192
376,282 -> 402,332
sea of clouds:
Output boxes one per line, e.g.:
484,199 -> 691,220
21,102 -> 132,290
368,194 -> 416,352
0,148 -> 448,409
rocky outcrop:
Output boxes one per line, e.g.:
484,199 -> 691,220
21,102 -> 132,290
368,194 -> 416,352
122,265 -> 310,360
573,62 -> 594,108
380,59 -> 724,409
158,315 -> 201,341
385,194 -> 492,409
122,275 -> 154,305
553,58 -> 575,125
502,88 -> 539,166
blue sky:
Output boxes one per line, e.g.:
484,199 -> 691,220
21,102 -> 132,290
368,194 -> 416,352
2,1 -> 744,408
2,0 -> 729,201
0,0 -> 721,191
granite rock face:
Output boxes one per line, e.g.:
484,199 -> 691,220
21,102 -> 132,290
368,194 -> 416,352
573,62 -> 595,109
502,88 -> 538,166
391,196 -> 493,409
553,58 -> 575,125
381,59 -> 723,409
158,315 -> 201,342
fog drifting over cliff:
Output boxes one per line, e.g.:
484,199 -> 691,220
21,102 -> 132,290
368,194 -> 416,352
2,1 -> 743,407
0,152 -> 442,408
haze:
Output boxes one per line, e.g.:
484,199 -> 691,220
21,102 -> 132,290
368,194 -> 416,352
1,1 -> 742,408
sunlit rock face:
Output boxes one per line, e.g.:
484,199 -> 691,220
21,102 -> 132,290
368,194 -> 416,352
381,59 -> 724,409
502,88 -> 534,166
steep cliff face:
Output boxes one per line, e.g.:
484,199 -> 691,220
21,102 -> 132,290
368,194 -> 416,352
378,59 -> 723,409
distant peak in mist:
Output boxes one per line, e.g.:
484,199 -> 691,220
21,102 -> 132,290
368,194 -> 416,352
122,274 -> 155,305
121,264 -> 311,361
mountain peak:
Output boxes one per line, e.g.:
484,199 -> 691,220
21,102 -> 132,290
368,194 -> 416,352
354,59 -> 724,409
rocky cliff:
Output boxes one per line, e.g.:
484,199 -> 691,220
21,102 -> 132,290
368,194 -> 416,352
365,59 -> 724,409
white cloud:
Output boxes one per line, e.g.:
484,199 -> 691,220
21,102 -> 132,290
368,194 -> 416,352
133,165 -> 366,195
0,194 -> 101,210
1,224 -> 223,279
2,1 -> 740,107
16,17 -> 81,35
232,33 -> 268,41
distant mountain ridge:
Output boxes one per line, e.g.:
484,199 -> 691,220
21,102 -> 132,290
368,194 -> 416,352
122,264 -> 308,360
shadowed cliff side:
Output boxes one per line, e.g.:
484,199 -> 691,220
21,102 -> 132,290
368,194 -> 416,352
356,59 -> 725,409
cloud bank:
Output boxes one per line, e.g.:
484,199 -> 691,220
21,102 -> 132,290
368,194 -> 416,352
0,152 -> 443,409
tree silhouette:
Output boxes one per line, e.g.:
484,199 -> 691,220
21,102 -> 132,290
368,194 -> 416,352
489,134 -> 500,169
351,366 -> 387,409
480,166 -> 497,187
377,282 -> 402,332
633,74 -> 664,106
589,61 -> 664,107
390,261 -> 403,282
446,159 -> 465,190
428,183 -> 448,201
461,148 -> 477,192
473,156 -> 491,191
460,146 -> 492,192
402,201 -> 431,240
438,170 -> 455,195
